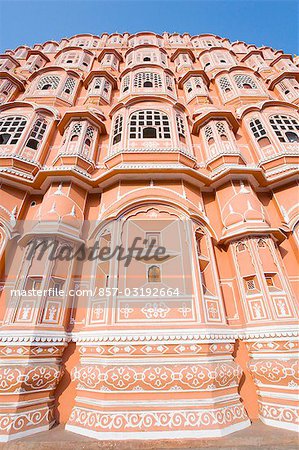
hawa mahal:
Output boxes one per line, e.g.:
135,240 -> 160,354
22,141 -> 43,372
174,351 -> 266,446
0,32 -> 298,441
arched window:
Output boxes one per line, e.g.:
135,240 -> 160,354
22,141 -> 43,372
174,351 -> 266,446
133,72 -> 162,89
234,74 -> 258,90
249,118 -> 271,148
219,76 -> 233,93
122,75 -> 130,93
0,116 -> 27,145
129,110 -> 171,139
269,115 -> 299,143
36,75 -> 60,91
68,123 -> 82,148
63,77 -> 76,95
186,81 -> 192,93
0,80 -> 14,101
92,77 -> 102,90
216,122 -> 228,141
82,126 -> 94,157
204,126 -> 215,145
112,115 -> 123,144
165,74 -> 174,92
176,114 -> 186,143
25,118 -> 48,151
148,265 -> 161,283
60,52 -> 80,65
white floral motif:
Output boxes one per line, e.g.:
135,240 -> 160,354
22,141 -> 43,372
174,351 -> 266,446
141,302 -> 170,319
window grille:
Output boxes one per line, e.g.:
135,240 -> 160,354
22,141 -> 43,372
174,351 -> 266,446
234,74 -> 258,89
246,279 -> 256,290
129,110 -> 171,139
133,72 -> 162,88
91,77 -> 102,91
204,125 -> 214,143
37,75 -> 60,90
86,126 -> 94,139
63,77 -> 76,94
219,76 -> 233,92
165,75 -> 173,91
176,114 -> 186,140
0,116 -> 27,145
249,118 -> 268,139
269,115 -> 299,143
0,80 -> 14,94
216,122 -> 227,136
112,115 -> 123,144
122,75 -> 130,93
25,117 -> 47,150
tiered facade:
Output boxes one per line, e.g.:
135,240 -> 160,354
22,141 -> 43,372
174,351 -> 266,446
0,32 -> 298,441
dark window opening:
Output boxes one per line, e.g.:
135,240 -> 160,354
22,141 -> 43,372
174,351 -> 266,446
243,83 -> 253,89
143,127 -> 157,138
286,131 -> 299,143
143,57 -> 151,62
26,138 -> 39,150
0,133 -> 10,145
113,134 -> 121,144
144,81 -> 153,87
41,84 -> 52,90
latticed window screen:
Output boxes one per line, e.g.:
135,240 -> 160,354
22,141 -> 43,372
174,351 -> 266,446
60,53 -> 80,64
278,81 -> 288,92
246,279 -> 256,290
0,116 -> 27,145
86,126 -> 94,139
122,75 -> 130,92
133,72 -> 162,88
63,77 -> 76,94
185,80 -> 192,93
112,115 -> 123,144
194,77 -> 203,89
219,77 -> 233,92
37,75 -> 60,90
202,39 -> 215,47
234,74 -> 258,89
127,53 -> 133,65
176,114 -> 186,139
204,126 -> 214,143
249,118 -> 268,139
91,77 -> 103,91
269,115 -> 299,143
129,110 -> 171,139
165,75 -> 173,91
70,123 -> 83,138
102,80 -> 111,97
26,118 -> 48,150
216,122 -> 227,137
0,80 -> 14,94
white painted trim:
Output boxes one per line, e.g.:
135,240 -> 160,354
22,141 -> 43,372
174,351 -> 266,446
80,355 -> 232,364
65,419 -> 251,440
75,393 -> 241,407
0,422 -> 55,442
257,391 -> 299,401
260,417 -> 299,433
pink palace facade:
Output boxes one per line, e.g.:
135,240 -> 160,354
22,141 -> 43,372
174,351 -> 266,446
0,32 -> 298,441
